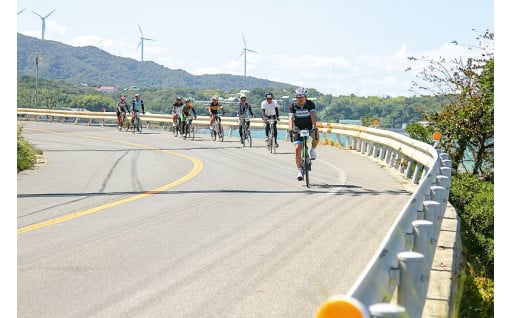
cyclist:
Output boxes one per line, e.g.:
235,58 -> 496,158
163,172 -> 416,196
208,95 -> 225,131
261,91 -> 280,147
172,96 -> 185,134
131,93 -> 145,131
116,95 -> 129,129
236,94 -> 254,144
288,87 -> 319,181
181,97 -> 197,130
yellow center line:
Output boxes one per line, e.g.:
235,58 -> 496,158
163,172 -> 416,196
17,129 -> 203,234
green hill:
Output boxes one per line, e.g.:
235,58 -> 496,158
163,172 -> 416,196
17,33 -> 294,91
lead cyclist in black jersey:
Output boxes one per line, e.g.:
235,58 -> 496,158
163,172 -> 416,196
288,87 -> 319,181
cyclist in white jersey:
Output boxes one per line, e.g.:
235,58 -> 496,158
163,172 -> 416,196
261,91 -> 280,147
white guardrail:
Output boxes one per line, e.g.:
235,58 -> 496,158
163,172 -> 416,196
17,108 -> 456,318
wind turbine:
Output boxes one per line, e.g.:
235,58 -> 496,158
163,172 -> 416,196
17,8 -> 26,15
238,34 -> 258,77
31,9 -> 56,40
137,24 -> 155,62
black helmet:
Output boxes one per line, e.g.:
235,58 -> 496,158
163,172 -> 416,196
265,92 -> 273,99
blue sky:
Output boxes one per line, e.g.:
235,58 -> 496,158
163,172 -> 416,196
14,0 -> 494,97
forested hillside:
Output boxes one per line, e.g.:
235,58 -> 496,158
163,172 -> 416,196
17,75 -> 446,126
17,33 -> 293,91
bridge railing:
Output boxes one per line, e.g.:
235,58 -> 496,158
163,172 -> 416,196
17,108 -> 455,317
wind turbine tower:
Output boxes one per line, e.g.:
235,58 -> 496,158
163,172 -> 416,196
32,9 -> 56,40
137,24 -> 156,62
239,34 -> 258,77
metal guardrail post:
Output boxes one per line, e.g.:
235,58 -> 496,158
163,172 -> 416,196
412,220 -> 434,262
422,201 -> 441,225
397,251 -> 427,318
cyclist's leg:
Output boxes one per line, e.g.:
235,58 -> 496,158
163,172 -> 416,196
265,120 -> 270,140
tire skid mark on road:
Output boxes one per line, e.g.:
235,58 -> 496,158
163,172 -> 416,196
18,128 -> 204,234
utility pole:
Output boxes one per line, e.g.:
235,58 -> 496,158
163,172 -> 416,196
35,55 -> 39,108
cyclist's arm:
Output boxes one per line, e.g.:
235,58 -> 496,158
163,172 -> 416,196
275,105 -> 280,120
310,110 -> 317,128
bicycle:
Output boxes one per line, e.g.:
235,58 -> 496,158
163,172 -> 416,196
297,128 -> 315,188
266,118 -> 278,153
210,113 -> 224,142
183,116 -> 196,140
131,111 -> 142,133
239,114 -> 252,147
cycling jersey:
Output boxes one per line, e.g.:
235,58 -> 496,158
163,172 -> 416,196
132,98 -> 145,112
116,102 -> 128,114
261,100 -> 279,117
181,105 -> 196,117
289,99 -> 316,129
237,101 -> 254,117
172,102 -> 183,114
209,102 -> 222,113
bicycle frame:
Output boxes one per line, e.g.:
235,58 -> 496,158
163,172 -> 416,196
266,118 -> 277,153
183,116 -> 195,140
240,115 -> 252,147
211,114 -> 223,142
172,113 -> 180,137
118,112 -> 126,131
131,111 -> 142,133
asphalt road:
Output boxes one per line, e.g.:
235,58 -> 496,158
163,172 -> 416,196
17,121 -> 412,318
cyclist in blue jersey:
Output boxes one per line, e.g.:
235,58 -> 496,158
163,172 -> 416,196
131,93 -> 145,131
236,94 -> 254,143
288,87 -> 319,181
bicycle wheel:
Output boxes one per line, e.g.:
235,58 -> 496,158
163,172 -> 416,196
191,124 -> 196,140
303,146 -> 310,187
218,123 -> 224,142
172,123 -> 178,137
137,117 -> 142,133
247,128 -> 252,148
271,128 -> 277,154
183,124 -> 188,140
211,126 -> 217,141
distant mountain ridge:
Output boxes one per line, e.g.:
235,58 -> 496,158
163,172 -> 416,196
17,33 -> 294,91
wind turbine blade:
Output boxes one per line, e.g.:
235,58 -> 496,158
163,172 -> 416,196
18,8 -> 26,15
145,38 -> 156,41
242,34 -> 247,48
238,51 -> 245,58
31,10 -> 43,18
138,24 -> 143,36
247,49 -> 258,53
44,9 -> 56,19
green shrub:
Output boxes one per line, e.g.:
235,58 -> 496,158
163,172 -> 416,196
450,173 -> 494,316
17,125 -> 37,172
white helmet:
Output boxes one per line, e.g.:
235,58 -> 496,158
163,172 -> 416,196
294,87 -> 308,97
239,94 -> 246,99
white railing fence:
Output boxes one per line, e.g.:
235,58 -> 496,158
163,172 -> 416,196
17,108 -> 458,318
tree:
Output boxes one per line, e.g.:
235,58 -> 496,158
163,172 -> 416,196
407,30 -> 494,181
